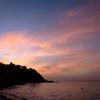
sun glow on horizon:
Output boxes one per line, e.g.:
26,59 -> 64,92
0,0 -> 100,81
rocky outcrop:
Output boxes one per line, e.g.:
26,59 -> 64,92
0,62 -> 48,88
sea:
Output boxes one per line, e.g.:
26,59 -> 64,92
0,82 -> 100,100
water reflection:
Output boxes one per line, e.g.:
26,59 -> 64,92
0,82 -> 100,100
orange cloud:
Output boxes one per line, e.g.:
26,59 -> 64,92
0,0 -> 100,81
0,32 -> 51,65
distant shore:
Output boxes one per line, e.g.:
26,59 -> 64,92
0,62 -> 53,90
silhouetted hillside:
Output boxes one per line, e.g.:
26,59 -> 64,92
0,62 -> 48,88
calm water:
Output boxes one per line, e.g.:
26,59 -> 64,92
0,82 -> 100,100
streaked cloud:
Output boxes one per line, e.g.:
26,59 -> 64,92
0,0 -> 100,81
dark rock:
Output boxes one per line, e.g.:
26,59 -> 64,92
81,87 -> 84,90
0,62 -> 49,89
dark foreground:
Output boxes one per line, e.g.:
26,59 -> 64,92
0,82 -> 100,100
0,63 -> 53,100
0,94 -> 13,100
0,62 -> 51,89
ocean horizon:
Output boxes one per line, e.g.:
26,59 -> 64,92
0,82 -> 100,100
0,0 -> 100,100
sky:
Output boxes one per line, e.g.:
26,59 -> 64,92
0,0 -> 100,81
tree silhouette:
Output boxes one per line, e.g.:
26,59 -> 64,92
0,62 -> 48,88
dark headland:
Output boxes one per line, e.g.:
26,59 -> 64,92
0,62 -> 53,89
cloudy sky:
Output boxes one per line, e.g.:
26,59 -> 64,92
0,0 -> 100,81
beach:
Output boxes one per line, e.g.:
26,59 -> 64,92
0,82 -> 100,100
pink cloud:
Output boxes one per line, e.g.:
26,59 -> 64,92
0,0 -> 100,81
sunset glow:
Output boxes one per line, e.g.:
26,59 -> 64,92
0,0 -> 100,81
